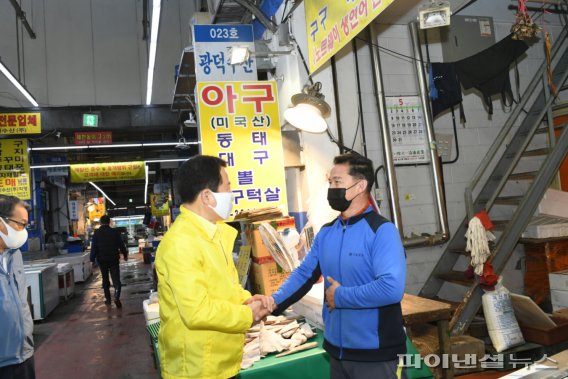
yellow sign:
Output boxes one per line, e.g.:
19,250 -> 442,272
70,161 -> 145,183
88,198 -> 106,221
197,81 -> 288,215
150,193 -> 170,217
0,113 -> 41,134
0,139 -> 31,200
305,0 -> 395,72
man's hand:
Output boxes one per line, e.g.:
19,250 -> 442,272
247,300 -> 272,324
325,276 -> 341,312
245,295 -> 275,312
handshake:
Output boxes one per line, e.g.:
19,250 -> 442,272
244,295 -> 277,324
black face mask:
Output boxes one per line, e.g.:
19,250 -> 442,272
327,182 -> 361,212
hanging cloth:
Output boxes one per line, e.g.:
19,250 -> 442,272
429,62 -> 466,123
455,34 -> 529,115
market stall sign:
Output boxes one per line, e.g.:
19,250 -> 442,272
150,193 -> 170,217
197,81 -> 288,215
74,131 -> 112,145
70,161 -> 145,183
193,24 -> 257,81
0,112 -> 41,134
0,139 -> 31,200
305,0 -> 395,72
88,198 -> 106,221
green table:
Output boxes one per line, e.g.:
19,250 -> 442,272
238,333 -> 433,379
238,333 -> 329,379
148,323 -> 432,379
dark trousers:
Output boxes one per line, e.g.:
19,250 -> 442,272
99,262 -> 121,301
330,356 -> 404,379
0,356 -> 35,379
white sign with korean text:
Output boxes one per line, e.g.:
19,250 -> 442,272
193,24 -> 257,82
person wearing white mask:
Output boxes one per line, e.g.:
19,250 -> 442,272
155,155 -> 273,379
0,195 -> 35,379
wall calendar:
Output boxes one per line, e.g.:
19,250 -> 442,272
385,96 -> 429,164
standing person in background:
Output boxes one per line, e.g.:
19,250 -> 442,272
90,215 -> 128,308
0,195 -> 35,379
155,155 -> 272,379
270,153 -> 407,379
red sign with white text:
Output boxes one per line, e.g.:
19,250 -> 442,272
74,131 -> 112,146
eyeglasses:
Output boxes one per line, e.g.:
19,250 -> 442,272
2,217 -> 29,229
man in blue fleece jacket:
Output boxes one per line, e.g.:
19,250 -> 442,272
271,153 -> 407,379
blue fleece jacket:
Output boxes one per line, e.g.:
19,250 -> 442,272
272,207 -> 407,362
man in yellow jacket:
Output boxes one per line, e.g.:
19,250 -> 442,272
156,155 -> 271,379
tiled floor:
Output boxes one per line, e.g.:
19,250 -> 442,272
33,253 -> 159,379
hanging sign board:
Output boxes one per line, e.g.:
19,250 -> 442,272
150,193 -> 170,217
0,139 -> 31,200
88,197 -> 106,221
193,24 -> 257,81
70,161 -> 145,183
74,131 -> 112,145
197,81 -> 288,215
69,200 -> 79,221
305,0 -> 395,73
0,112 -> 41,134
385,96 -> 429,164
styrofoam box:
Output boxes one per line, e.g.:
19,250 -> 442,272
522,224 -> 568,239
535,189 -> 568,219
292,282 -> 324,331
551,289 -> 568,312
143,299 -> 160,325
549,269 -> 568,291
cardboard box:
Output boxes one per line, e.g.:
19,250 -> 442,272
244,216 -> 296,263
251,261 -> 289,296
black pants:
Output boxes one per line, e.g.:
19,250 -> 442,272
99,262 -> 121,301
330,356 -> 404,379
0,356 -> 35,379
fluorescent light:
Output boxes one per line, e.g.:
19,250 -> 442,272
145,0 -> 162,105
29,146 -> 85,151
30,158 -> 189,169
0,59 -> 39,107
95,143 -> 143,148
29,141 -> 199,151
144,164 -> 149,205
30,164 -> 70,169
145,158 -> 187,164
89,182 -> 116,206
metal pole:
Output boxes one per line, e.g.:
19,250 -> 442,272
409,21 -> 449,238
367,24 -> 403,235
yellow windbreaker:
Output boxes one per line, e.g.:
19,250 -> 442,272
156,206 -> 253,379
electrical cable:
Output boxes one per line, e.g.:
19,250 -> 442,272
280,0 -> 289,24
351,39 -> 367,156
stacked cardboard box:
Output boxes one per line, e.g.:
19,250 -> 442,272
244,216 -> 296,295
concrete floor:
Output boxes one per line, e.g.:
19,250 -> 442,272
33,253 -> 159,379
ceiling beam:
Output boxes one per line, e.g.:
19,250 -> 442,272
0,104 -> 182,133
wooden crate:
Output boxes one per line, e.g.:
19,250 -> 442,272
522,238 -> 568,305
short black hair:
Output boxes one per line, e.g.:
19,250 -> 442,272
333,153 -> 374,193
177,155 -> 227,203
0,195 -> 27,218
100,215 -> 111,225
